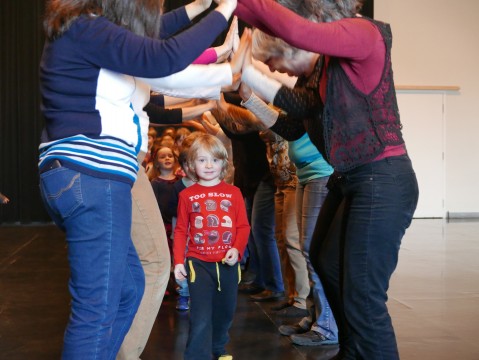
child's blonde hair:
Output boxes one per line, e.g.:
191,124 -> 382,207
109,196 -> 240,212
186,134 -> 229,182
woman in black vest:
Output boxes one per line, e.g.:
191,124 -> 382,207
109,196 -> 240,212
234,0 -> 419,359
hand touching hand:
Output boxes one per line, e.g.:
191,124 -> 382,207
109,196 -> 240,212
215,16 -> 238,63
229,28 -> 252,75
174,264 -> 187,280
223,248 -> 239,266
241,31 -> 252,72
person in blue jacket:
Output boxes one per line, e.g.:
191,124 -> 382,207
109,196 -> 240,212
38,0 -> 237,358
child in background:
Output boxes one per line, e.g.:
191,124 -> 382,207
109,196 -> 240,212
142,126 -> 158,169
150,145 -> 181,244
173,134 -> 250,360
173,127 -> 192,157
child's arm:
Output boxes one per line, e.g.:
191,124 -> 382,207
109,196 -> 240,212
230,187 -> 251,262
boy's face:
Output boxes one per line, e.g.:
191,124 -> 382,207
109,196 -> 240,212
194,149 -> 222,185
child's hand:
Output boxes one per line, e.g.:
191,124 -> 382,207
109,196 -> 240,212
223,248 -> 239,266
174,264 -> 187,280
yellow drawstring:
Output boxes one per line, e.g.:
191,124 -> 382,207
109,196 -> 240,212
188,260 -> 196,283
190,259 -> 240,291
216,262 -> 221,291
238,263 -> 241,284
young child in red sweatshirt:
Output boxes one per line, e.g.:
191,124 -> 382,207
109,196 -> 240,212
173,133 -> 250,360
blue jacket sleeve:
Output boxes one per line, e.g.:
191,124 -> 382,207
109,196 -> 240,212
160,7 -> 191,39
73,12 -> 227,78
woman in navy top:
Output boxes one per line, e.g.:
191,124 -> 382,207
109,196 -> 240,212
38,0 -> 237,358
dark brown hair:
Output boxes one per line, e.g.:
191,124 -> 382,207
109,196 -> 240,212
43,0 -> 163,40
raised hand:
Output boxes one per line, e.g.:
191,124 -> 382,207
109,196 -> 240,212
241,32 -> 252,72
185,0 -> 213,20
214,0 -> 237,20
229,27 -> 252,75
215,16 -> 239,63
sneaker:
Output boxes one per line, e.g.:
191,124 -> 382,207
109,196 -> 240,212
176,296 -> 189,311
218,355 -> 233,360
278,323 -> 309,336
290,330 -> 338,346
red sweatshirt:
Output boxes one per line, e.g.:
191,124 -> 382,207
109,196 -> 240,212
173,181 -> 250,265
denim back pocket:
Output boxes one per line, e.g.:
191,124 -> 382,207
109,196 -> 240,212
40,167 -> 83,219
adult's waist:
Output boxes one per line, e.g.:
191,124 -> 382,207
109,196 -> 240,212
39,159 -> 64,174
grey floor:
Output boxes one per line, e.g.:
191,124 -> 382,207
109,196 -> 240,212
1,219 -> 478,359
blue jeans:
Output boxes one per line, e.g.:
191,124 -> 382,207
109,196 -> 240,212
176,278 -> 190,297
296,177 -> 338,340
39,166 -> 145,360
245,180 -> 284,292
311,155 -> 419,360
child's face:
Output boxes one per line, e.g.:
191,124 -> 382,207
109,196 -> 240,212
155,148 -> 175,171
194,149 -> 223,185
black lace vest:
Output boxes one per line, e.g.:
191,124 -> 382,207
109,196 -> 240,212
323,18 -> 404,172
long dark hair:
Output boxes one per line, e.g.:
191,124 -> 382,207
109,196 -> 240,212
102,0 -> 163,38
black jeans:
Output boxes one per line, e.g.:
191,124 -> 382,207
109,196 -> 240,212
310,155 -> 419,360
185,258 -> 240,359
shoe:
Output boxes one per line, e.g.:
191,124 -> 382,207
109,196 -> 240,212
176,296 -> 189,311
278,323 -> 309,336
238,283 -> 264,294
290,330 -> 338,346
270,300 -> 293,311
250,290 -> 284,302
276,305 -> 309,318
218,355 -> 233,360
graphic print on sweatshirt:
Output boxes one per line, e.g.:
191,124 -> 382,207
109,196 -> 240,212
189,190 -> 235,255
